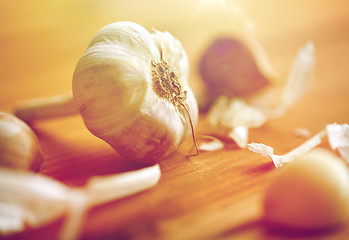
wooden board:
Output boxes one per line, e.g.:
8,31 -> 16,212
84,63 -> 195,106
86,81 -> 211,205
1,1 -> 349,239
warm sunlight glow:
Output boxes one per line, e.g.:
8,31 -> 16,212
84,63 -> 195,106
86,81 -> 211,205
194,0 -> 256,33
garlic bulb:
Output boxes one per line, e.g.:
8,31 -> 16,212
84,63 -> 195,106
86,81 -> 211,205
72,22 -> 198,162
13,22 -> 198,162
0,112 -> 42,171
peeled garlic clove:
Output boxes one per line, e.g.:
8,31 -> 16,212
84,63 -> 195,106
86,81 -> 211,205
0,112 -> 42,171
199,35 -> 276,98
73,21 -> 198,162
264,148 -> 349,230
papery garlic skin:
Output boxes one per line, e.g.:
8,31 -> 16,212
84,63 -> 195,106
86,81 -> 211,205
0,112 -> 42,171
73,22 -> 198,162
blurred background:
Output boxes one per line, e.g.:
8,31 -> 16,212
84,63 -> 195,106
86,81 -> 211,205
1,0 -> 348,111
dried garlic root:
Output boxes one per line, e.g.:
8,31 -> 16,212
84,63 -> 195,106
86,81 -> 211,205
0,112 -> 42,171
264,148 -> 349,230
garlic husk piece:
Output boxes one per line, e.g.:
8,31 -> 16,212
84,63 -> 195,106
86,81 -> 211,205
327,123 -> 349,163
0,112 -> 42,171
73,21 -> 198,162
248,129 -> 326,168
198,136 -> 224,152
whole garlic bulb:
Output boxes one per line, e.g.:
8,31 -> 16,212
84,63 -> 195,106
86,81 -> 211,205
0,112 -> 42,171
72,21 -> 198,162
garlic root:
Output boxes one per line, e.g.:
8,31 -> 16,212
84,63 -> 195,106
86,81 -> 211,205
14,92 -> 78,122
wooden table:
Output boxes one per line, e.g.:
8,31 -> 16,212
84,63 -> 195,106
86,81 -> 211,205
1,0 -> 349,239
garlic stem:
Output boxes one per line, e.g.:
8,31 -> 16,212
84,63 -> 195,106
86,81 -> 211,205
14,92 -> 78,122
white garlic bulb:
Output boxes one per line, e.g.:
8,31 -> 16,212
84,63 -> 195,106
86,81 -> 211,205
0,112 -> 42,171
13,22 -> 198,163
72,21 -> 198,162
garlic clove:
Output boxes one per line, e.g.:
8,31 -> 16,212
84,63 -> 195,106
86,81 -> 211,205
327,123 -> 349,163
14,93 -> 77,122
248,129 -> 326,168
88,21 -> 160,61
264,148 -> 349,230
199,34 -> 276,99
0,112 -> 42,171
0,164 -> 161,238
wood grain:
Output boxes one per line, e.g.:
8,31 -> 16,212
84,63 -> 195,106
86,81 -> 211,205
1,0 -> 349,239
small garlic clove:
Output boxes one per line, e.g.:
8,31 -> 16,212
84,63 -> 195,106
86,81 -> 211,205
199,34 -> 276,99
198,136 -> 224,152
14,93 -> 77,122
247,129 -> 326,168
0,112 -> 42,171
264,148 -> 349,230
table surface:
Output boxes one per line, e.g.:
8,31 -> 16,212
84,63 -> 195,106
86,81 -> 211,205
1,0 -> 349,239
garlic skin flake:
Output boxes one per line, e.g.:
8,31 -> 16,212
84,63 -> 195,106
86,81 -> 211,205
73,22 -> 198,162
0,168 -> 71,235
207,96 -> 267,148
248,130 -> 326,168
198,136 -> 224,151
327,123 -> 349,163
